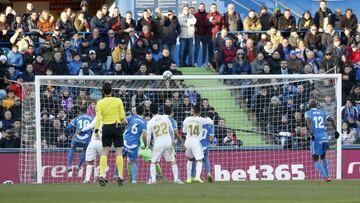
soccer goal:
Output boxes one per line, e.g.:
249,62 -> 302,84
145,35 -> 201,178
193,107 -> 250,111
19,74 -> 342,183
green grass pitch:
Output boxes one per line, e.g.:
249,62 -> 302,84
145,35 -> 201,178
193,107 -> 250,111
1,180 -> 359,203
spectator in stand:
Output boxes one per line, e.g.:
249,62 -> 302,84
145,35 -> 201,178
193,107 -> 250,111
136,10 -> 157,37
234,50 -> 251,75
339,8 -> 358,31
223,4 -> 243,32
207,3 -> 223,39
287,51 -> 303,73
194,3 -> 211,67
70,33 -> 82,54
79,0 -> 91,22
267,50 -> 282,73
143,51 -> 159,75
39,40 -> 54,64
88,28 -> 101,50
5,66 -> 22,81
243,10 -> 262,39
78,61 -> 94,76
49,52 -> 68,75
251,52 -> 267,74
10,28 -> 33,54
87,50 -> 103,75
0,12 -> 10,39
64,8 -> 76,22
100,4 -> 110,21
277,9 -> 296,36
113,62 -> 125,75
321,24 -> 338,52
158,47 -> 173,74
277,38 -> 293,60
211,28 -> 232,71
108,7 -> 122,32
268,27 -> 283,49
341,98 -> 359,129
27,11 -> 40,39
112,39 -> 128,64
334,8 -> 343,30
23,3 -> 34,23
341,121 -> 357,145
11,15 -> 28,32
320,50 -> 339,73
135,63 -> 149,75
162,10 -> 181,58
304,25 -> 323,58
153,8 -> 164,46
219,39 -> 237,74
298,10 -> 314,31
50,28 -> 63,48
341,65 -> 356,97
96,41 -> 112,74
314,0 -> 335,32
260,41 -> 276,60
305,51 -> 320,73
22,64 -> 35,82
121,51 -> 137,75
1,110 -> 14,131
74,11 -> 90,32
178,5 -> 196,67
243,38 -> 256,63
132,38 -> 147,62
259,6 -> 273,31
68,53 -> 81,75
7,45 -> 23,69
90,10 -> 109,33
38,10 -> 55,40
139,25 -> 155,46
5,6 -> 16,27
56,12 -> 74,35
0,130 -> 20,148
119,11 -> 136,41
169,61 -> 182,76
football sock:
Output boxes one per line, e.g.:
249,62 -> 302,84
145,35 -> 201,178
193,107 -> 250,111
67,147 -> 75,167
99,156 -> 107,177
156,163 -> 162,176
204,157 -> 211,175
132,162 -> 137,182
315,161 -> 326,178
196,161 -> 203,179
172,164 -> 179,181
127,163 -> 132,178
150,163 -> 156,182
78,151 -> 85,168
116,156 -> 124,178
187,160 -> 193,179
84,164 -> 93,182
191,161 -> 196,177
322,159 -> 329,178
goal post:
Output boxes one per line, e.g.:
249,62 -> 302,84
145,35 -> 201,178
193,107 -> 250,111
25,74 -> 342,183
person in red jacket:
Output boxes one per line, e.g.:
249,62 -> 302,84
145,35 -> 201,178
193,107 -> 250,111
194,3 -> 211,67
207,3 -> 224,61
219,39 -> 237,74
349,44 -> 360,64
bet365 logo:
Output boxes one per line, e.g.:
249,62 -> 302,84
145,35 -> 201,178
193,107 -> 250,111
214,164 -> 305,181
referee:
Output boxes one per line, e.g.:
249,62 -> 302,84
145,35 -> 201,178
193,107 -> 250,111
94,82 -> 125,186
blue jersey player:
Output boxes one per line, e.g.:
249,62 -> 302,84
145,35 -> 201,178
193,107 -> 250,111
122,105 -> 147,183
191,111 -> 215,182
65,107 -> 94,172
305,99 -> 339,182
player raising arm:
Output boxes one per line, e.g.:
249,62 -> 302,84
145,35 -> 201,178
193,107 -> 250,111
65,107 -> 94,173
144,103 -> 183,184
183,104 -> 212,183
305,99 -> 339,182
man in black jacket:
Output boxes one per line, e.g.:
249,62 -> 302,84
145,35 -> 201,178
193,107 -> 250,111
0,130 -> 20,148
314,0 -> 335,32
162,10 -> 181,57
142,51 -> 159,75
48,52 -> 68,75
339,8 -> 358,31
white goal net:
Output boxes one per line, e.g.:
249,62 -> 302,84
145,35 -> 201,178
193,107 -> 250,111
19,75 -> 342,183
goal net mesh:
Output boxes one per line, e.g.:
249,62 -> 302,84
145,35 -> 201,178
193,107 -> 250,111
19,76 -> 339,183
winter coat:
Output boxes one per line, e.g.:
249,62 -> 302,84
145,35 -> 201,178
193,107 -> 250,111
223,11 -> 243,31
207,11 -> 224,37
178,13 -> 196,38
162,16 -> 181,44
194,10 -> 210,36
90,17 -> 109,33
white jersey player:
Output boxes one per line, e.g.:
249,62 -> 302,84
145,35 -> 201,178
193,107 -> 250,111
145,103 -> 183,184
183,104 -> 212,183
81,116 -> 103,183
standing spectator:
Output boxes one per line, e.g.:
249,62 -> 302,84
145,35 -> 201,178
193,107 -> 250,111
162,10 -> 181,57
22,64 -> 35,82
178,5 -> 196,67
277,9 -> 296,34
243,10 -> 262,40
38,10 -> 55,40
153,8 -> 164,46
108,7 -> 122,32
194,3 -> 211,67
74,12 -> 90,32
251,53 -> 267,74
259,6 -> 273,31
339,8 -> 358,31
56,12 -> 74,35
11,15 -> 28,32
314,0 -> 335,32
223,4 -> 243,32
298,10 -> 314,31
119,11 -> 136,41
22,3 -> 34,24
79,0 -> 91,22
0,12 -> 10,39
90,10 -> 109,33
207,3 -> 223,38
334,8 -> 343,30
49,52 -> 68,75
136,10 -> 157,37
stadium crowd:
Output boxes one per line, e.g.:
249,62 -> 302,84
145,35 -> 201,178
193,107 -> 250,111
0,0 -> 360,148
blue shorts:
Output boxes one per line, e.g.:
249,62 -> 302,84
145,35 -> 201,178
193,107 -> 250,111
71,139 -> 89,150
310,140 -> 329,156
122,146 -> 139,161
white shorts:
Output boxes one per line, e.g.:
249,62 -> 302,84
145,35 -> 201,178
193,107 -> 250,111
85,140 -> 102,162
185,139 -> 204,160
151,140 -> 175,163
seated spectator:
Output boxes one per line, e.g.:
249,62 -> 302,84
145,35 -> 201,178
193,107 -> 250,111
295,40 -> 310,62
243,38 -> 256,63
135,63 -> 149,75
234,50 -> 251,74
50,28 -> 63,48
0,129 -> 20,148
63,39 -> 75,63
287,51 -> 303,73
1,110 -> 14,131
327,36 -> 347,61
235,32 -> 246,49
131,88 -> 148,107
39,40 -> 54,64
108,7 -> 121,32
113,62 -> 125,75
158,48 -> 173,74
87,50 -> 103,75
251,53 -> 267,74
112,39 -> 128,64
304,25 -> 323,56
90,10 -> 109,33
6,66 -> 22,81
55,133 -> 71,148
277,9 -> 296,35
349,44 -> 360,64
267,50 -> 282,73
320,50 -> 339,73
142,51 -> 159,75
121,51 -> 138,75
139,25 -> 154,46
0,13 -> 9,39
132,38 -> 147,62
341,121 -> 357,145
298,10 -> 314,31
10,28 -> 33,54
73,11 -> 90,32
9,96 -> 21,121
222,129 -> 239,147
260,41 -> 276,60
38,10 -> 55,39
341,66 -> 356,97
88,28 -> 102,50
268,27 -> 283,49
22,64 -> 35,82
79,38 -> 90,58
277,38 -> 293,60
78,61 -> 94,76
56,12 -> 74,35
258,6 -> 272,31
305,51 -> 320,73
321,24 -> 337,52
49,52 -> 68,75
288,30 -> 300,48
23,45 -> 35,65
70,33 -> 82,54
106,29 -> 120,51
68,53 -> 81,75
11,15 -> 28,32
169,61 -> 182,76
96,41 -> 112,74
7,77 -> 22,100
341,98 -> 359,129
184,85 -> 199,106
119,11 -> 136,41
7,45 -> 23,69
339,8 -> 358,31
219,39 -> 237,74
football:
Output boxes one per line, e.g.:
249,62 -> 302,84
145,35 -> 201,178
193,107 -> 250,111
163,70 -> 173,80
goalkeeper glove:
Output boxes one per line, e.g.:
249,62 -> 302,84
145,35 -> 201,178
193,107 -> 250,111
334,131 -> 340,139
